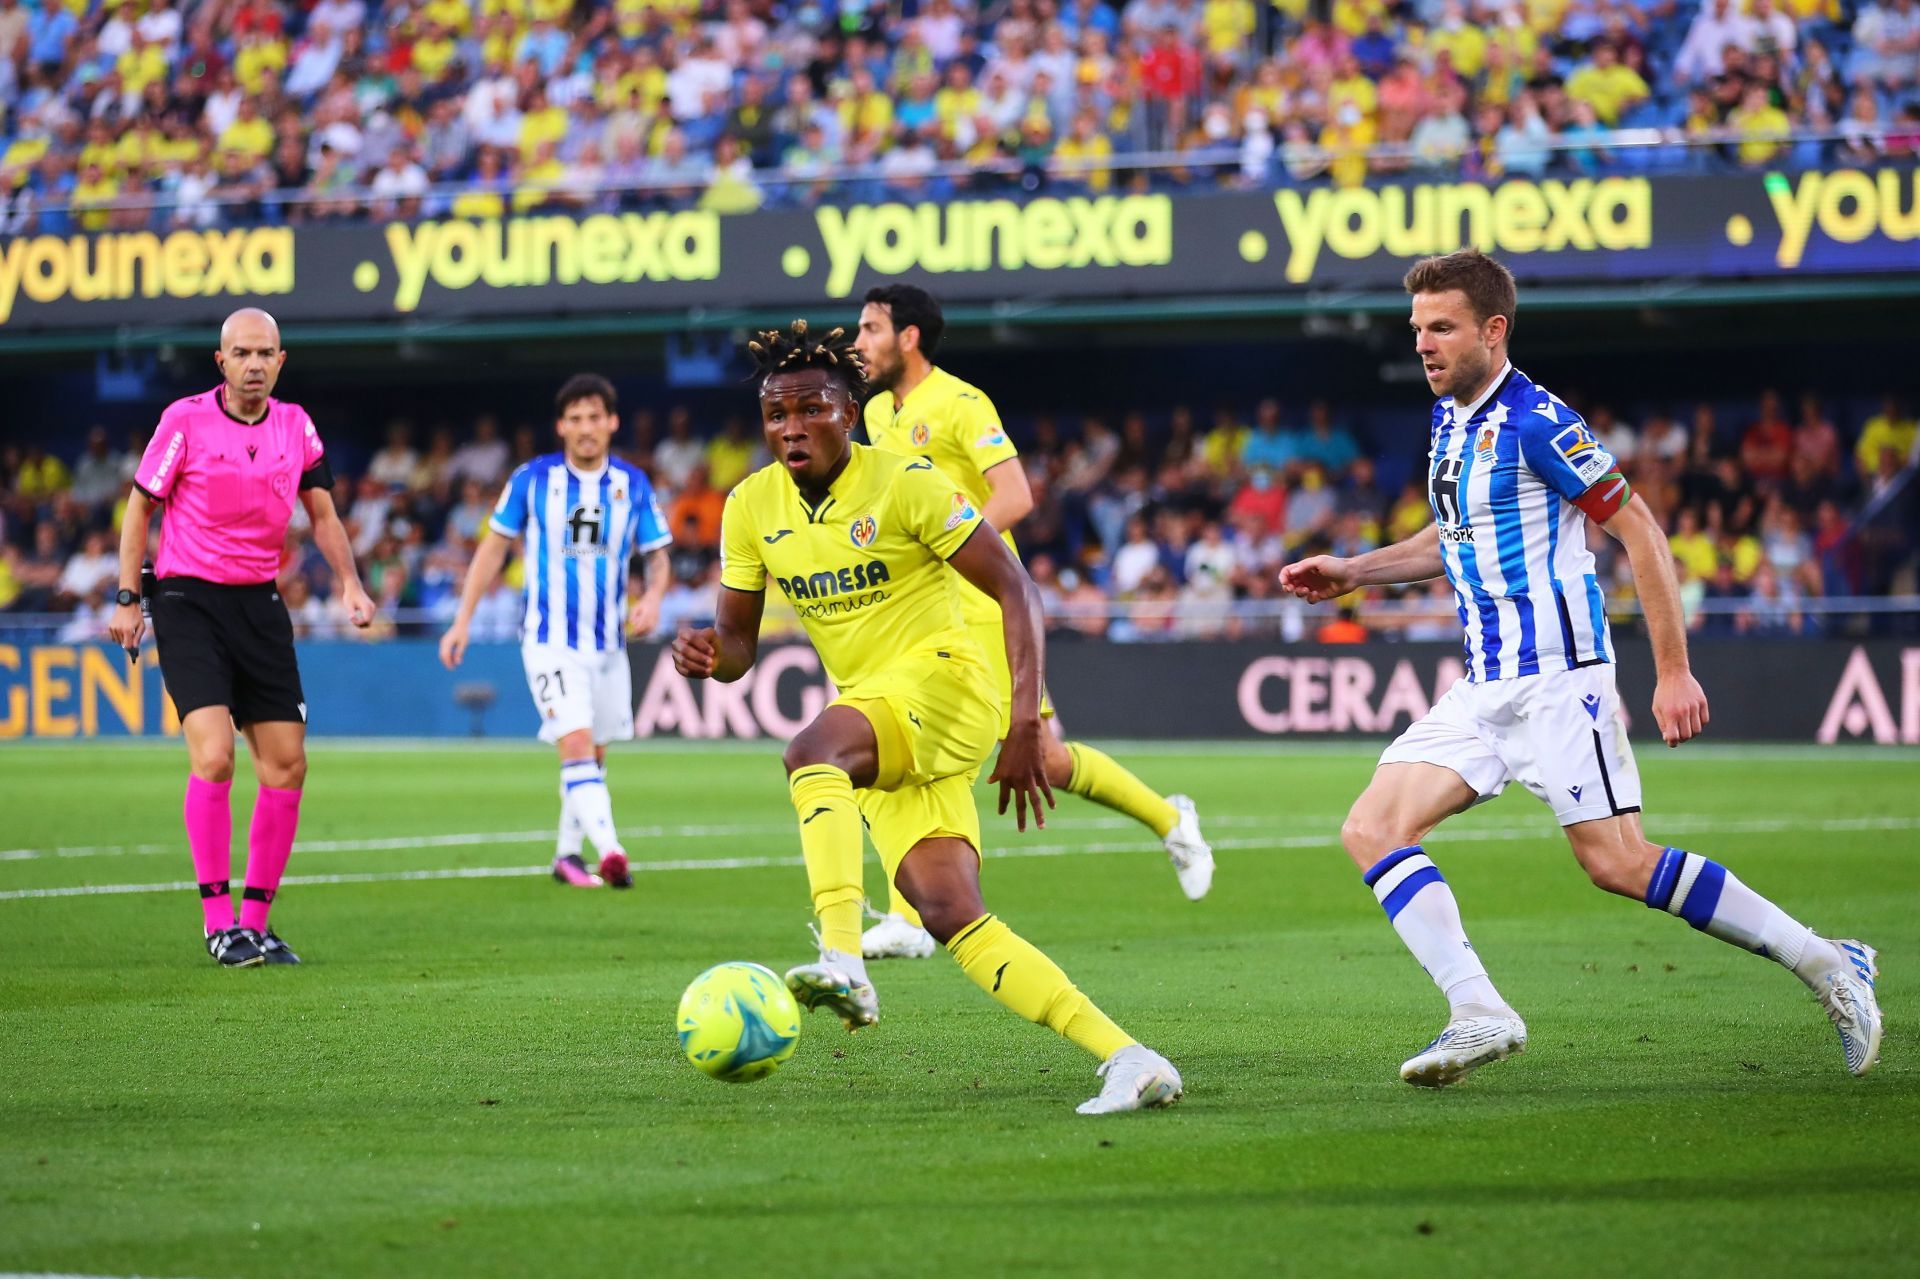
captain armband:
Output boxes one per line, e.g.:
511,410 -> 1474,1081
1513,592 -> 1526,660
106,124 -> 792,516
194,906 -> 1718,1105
1572,471 -> 1631,523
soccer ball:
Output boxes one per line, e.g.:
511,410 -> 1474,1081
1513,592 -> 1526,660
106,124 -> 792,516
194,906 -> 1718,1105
676,962 -> 803,1083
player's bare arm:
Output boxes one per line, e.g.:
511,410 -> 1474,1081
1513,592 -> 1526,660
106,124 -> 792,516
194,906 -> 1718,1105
627,546 -> 671,638
438,526 -> 515,668
673,585 -> 764,683
1599,493 -> 1709,747
1280,524 -> 1444,603
108,485 -> 154,654
947,521 -> 1054,830
301,484 -> 374,631
980,456 -> 1035,530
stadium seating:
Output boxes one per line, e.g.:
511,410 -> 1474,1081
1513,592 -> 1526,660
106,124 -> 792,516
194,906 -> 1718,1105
2,0 -> 1918,228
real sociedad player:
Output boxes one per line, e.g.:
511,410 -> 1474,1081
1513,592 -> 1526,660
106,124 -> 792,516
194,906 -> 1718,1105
440,374 -> 671,889
1280,250 -> 1882,1086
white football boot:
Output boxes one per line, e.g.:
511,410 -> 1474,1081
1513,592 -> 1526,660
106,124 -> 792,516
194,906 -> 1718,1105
862,910 -> 937,959
1076,1044 -> 1184,1115
785,959 -> 880,1032
1162,795 -> 1214,901
1400,1010 -> 1528,1087
1818,940 -> 1882,1077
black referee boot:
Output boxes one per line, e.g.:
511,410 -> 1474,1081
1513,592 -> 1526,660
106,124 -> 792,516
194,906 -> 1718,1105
206,926 -> 266,968
259,930 -> 302,965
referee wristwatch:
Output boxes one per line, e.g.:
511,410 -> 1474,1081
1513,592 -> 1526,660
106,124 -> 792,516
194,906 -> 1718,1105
115,588 -> 139,606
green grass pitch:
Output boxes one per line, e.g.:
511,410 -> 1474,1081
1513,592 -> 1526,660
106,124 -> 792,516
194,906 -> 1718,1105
1,740 -> 1915,1278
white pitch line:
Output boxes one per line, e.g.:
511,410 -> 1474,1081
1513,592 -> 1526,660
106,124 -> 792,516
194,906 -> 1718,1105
5,809 -> 1919,866
0,1273 -> 207,1279
5,813 -> 1919,902
0,813 -> 1343,862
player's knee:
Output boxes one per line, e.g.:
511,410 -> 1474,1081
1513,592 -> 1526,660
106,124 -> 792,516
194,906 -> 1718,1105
1340,810 -> 1403,868
1577,841 -> 1654,898
1043,737 -> 1076,789
189,746 -> 235,783
781,734 -> 824,776
270,754 -> 308,790
913,892 -> 982,945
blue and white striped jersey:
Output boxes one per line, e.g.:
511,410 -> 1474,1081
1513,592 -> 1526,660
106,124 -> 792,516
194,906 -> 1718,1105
489,454 -> 671,651
1427,362 -> 1619,683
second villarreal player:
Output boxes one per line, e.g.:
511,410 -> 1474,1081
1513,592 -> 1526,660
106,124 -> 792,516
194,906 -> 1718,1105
672,321 -> 1182,1114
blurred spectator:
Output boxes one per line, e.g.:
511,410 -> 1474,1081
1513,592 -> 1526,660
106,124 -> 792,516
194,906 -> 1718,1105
1316,605 -> 1369,644
68,427 -> 128,508
446,479 -> 496,545
368,422 -> 420,491
653,408 -> 705,493
1854,395 -> 1918,477
446,416 -> 510,489
1740,390 -> 1794,486
1111,515 -> 1162,595
14,446 -> 69,501
704,417 -> 762,492
668,465 -> 725,550
57,530 -> 117,607
1794,394 -> 1843,480
1297,401 -> 1359,473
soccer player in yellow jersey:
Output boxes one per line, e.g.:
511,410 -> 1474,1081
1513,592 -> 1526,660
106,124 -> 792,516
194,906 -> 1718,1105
853,285 -> 1215,961
672,321 -> 1182,1114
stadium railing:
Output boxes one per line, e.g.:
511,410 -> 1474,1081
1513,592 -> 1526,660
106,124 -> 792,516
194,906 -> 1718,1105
11,132 -> 1908,225
3,595 -> 1917,645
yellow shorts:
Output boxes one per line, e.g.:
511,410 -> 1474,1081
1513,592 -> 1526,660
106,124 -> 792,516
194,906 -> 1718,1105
836,649 -> 1000,882
967,617 -> 1055,736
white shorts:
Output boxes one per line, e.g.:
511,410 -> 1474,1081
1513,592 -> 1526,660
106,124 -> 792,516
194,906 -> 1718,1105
1379,664 -> 1642,827
521,642 -> 634,745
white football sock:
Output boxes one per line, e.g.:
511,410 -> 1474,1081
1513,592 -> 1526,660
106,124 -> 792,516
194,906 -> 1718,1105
556,793 -> 584,859
1366,846 -> 1510,1015
1645,847 -> 1844,988
560,759 -> 623,857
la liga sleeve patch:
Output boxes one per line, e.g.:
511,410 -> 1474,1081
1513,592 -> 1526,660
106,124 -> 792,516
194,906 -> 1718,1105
1549,422 -> 1617,486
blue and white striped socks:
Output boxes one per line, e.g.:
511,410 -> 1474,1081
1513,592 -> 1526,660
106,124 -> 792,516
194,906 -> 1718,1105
560,758 -> 623,858
1645,846 -> 1841,985
1364,846 -> 1506,1013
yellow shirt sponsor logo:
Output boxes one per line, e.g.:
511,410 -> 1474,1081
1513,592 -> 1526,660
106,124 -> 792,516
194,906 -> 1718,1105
720,445 -> 983,693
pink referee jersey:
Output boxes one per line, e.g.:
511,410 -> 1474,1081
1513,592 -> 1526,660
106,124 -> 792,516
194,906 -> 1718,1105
134,386 -> 327,585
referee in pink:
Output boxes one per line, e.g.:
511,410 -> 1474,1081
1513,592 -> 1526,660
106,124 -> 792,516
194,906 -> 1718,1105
108,308 -> 375,968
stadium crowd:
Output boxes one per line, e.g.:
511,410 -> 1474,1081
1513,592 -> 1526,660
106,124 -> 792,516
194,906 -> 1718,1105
2,385 -> 1914,642
3,0 -> 1919,231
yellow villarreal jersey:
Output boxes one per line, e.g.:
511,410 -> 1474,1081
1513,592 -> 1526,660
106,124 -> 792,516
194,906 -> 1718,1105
720,445 -> 986,693
862,366 -> 1018,627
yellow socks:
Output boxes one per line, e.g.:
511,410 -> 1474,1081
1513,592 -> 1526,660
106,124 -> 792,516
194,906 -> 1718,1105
790,765 -> 863,956
1065,742 -> 1178,838
946,913 -> 1134,1060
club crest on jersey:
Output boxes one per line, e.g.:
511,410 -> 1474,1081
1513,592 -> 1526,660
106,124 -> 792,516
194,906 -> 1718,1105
1475,426 -> 1498,458
945,493 -> 978,531
849,515 -> 878,548
910,423 -> 930,447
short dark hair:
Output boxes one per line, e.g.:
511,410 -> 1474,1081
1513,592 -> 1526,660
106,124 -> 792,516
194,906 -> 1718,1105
747,318 -> 869,398
863,284 -> 945,357
1402,250 -> 1517,333
555,372 -> 616,416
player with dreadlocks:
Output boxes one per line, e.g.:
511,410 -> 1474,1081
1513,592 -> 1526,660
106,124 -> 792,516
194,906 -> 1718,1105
673,321 -> 1183,1113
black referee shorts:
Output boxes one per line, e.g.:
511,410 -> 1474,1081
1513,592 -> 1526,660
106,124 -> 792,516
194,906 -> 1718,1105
151,576 -> 307,727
